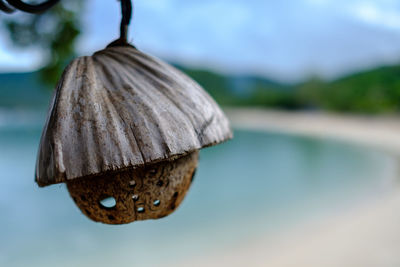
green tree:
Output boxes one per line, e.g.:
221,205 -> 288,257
3,1 -> 83,86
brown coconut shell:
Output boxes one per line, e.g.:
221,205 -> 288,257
35,44 -> 231,224
67,151 -> 198,224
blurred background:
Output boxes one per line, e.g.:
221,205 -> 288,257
1,0 -> 400,266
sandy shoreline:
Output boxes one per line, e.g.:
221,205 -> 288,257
176,108 -> 400,267
227,108 -> 400,156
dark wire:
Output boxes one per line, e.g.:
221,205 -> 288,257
120,0 -> 133,42
0,1 -> 13,13
0,0 -> 60,14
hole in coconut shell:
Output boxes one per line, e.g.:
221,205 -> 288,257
132,195 -> 139,201
137,207 -> 145,213
129,180 -> 136,188
99,196 -> 116,209
153,200 -> 161,207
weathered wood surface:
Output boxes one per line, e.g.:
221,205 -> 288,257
36,45 -> 232,187
67,151 -> 198,225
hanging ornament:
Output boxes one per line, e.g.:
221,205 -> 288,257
33,0 -> 232,224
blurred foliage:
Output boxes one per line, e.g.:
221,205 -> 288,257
180,66 -> 301,108
3,1 -> 83,86
180,65 -> 400,114
300,66 -> 400,113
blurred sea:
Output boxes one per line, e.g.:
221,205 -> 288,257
0,108 -> 398,267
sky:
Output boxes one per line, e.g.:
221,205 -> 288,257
1,0 -> 400,82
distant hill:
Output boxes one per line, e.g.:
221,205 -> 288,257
175,65 -> 296,108
0,72 -> 51,108
2,63 -> 400,113
180,63 -> 400,113
0,66 -> 289,109
299,65 -> 400,113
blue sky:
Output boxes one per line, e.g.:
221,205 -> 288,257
1,0 -> 400,82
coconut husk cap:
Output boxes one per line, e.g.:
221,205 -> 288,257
36,45 -> 232,187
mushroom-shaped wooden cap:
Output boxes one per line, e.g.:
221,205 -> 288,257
35,45 -> 232,224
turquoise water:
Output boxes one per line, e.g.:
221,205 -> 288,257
0,111 -> 397,266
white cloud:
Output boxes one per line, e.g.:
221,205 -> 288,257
349,2 -> 400,29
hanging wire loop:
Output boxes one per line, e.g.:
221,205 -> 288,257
0,1 -> 14,13
0,0 -> 60,14
0,0 -> 135,47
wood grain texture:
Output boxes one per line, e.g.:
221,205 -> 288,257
36,45 -> 232,187
67,151 -> 198,225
